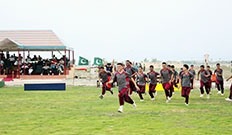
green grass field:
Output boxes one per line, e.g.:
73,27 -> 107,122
0,86 -> 232,135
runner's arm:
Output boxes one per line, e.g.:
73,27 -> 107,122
226,75 -> 232,81
197,71 -> 200,80
131,77 -> 140,90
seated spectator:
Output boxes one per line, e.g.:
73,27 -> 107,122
9,55 -> 15,65
58,64 -> 64,75
51,64 -> 58,75
25,56 -> 31,64
32,55 -> 38,61
28,66 -> 33,75
59,58 -> 64,65
4,58 -> 11,74
51,59 -> 58,65
42,63 -> 50,75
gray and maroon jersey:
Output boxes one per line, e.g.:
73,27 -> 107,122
198,70 -> 209,83
214,69 -> 223,81
172,70 -> 178,81
124,66 -> 137,80
147,71 -> 159,84
180,71 -> 193,87
179,70 -> 184,76
207,70 -> 212,81
189,69 -> 196,79
113,71 -> 129,92
160,69 -> 173,83
136,73 -> 147,86
99,71 -> 109,83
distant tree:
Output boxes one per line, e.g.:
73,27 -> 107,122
151,58 -> 157,62
144,58 -> 149,62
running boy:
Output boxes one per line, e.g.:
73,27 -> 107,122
189,65 -> 196,89
107,63 -> 138,113
160,62 -> 173,103
124,60 -> 138,95
197,65 -> 210,99
147,65 -> 160,100
206,66 -> 212,94
171,65 -> 178,94
136,66 -> 147,101
214,63 -> 224,95
225,74 -> 232,102
179,64 -> 194,106
98,67 -> 113,99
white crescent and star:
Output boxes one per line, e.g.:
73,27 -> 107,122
81,59 -> 87,64
96,59 -> 101,65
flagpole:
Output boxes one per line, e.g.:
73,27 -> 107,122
72,56 -> 77,86
89,60 -> 92,81
73,67 -> 75,86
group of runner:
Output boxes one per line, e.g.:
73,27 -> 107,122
98,60 -> 232,113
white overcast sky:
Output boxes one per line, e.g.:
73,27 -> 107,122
0,0 -> 232,62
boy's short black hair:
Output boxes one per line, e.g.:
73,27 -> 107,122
139,66 -> 143,69
126,60 -> 131,64
100,67 -> 104,69
162,62 -> 166,65
171,65 -> 175,68
167,65 -> 171,67
216,63 -> 220,66
150,65 -> 154,68
107,63 -> 111,65
191,65 -> 194,67
183,64 -> 189,70
117,63 -> 123,66
200,65 -> 205,68
207,66 -> 210,68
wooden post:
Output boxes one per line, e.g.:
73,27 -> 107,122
18,48 -> 20,78
23,49 -> 25,75
72,50 -> 75,65
64,49 -> 66,75
68,49 -> 70,69
0,50 -> 1,75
